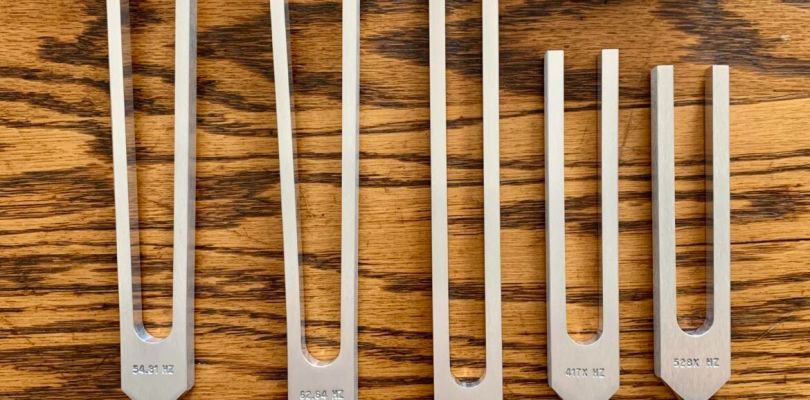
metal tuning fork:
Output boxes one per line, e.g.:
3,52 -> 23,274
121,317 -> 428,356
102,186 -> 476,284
107,0 -> 197,399
430,1 -> 503,399
545,50 -> 620,400
652,65 -> 731,400
271,1 -> 359,399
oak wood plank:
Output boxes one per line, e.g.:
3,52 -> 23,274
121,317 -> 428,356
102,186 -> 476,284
1,0 -> 809,398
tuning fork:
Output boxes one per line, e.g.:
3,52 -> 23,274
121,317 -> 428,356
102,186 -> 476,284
544,50 -> 620,400
429,1 -> 503,399
271,1 -> 359,399
652,65 -> 731,400
107,0 -> 197,399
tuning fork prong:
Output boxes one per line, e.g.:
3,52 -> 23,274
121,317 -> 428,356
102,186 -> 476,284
544,49 -> 620,400
107,0 -> 197,399
430,1 -> 503,399
271,1 -> 359,399
652,65 -> 731,400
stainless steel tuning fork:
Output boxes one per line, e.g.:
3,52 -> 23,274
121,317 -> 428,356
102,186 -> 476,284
107,0 -> 197,399
545,49 -> 620,400
652,65 -> 731,400
271,1 -> 359,399
430,1 -> 503,399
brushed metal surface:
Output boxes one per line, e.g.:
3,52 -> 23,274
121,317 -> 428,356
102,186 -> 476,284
430,1 -> 503,399
107,0 -> 197,399
545,49 -> 620,400
652,65 -> 731,400
271,1 -> 359,399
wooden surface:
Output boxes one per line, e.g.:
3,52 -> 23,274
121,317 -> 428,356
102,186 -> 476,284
1,0 -> 810,398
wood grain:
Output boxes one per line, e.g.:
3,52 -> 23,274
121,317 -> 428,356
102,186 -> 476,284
1,0 -> 810,398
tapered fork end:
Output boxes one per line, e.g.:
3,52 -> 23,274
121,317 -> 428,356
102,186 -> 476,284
660,368 -> 730,400
122,366 -> 193,400
122,381 -> 191,400
550,375 -> 619,400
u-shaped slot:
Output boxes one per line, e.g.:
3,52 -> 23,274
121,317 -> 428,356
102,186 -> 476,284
272,0 -> 359,398
108,0 -> 197,398
544,50 -> 620,400
430,1 -> 503,399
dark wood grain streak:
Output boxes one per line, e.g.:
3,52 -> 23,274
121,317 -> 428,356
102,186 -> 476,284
1,0 -> 809,398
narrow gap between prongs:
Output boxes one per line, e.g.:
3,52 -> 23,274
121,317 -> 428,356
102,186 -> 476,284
673,68 -> 713,336
446,0 -> 486,383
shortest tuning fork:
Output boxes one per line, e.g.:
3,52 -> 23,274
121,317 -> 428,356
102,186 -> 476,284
652,65 -> 731,400
271,1 -> 359,399
545,49 -> 620,400
107,0 -> 197,399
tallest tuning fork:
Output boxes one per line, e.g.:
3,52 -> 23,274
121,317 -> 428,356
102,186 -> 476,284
107,0 -> 197,399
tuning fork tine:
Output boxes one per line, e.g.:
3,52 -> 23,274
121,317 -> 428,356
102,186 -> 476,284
107,0 -> 197,399
430,1 -> 503,399
271,1 -> 359,399
544,49 -> 620,400
652,65 -> 731,400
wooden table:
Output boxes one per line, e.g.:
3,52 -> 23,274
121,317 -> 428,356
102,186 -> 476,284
1,1 -> 809,398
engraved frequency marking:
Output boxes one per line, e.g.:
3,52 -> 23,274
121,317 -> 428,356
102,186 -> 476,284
564,367 -> 607,378
131,364 -> 176,376
673,357 -> 721,369
298,390 -> 345,400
